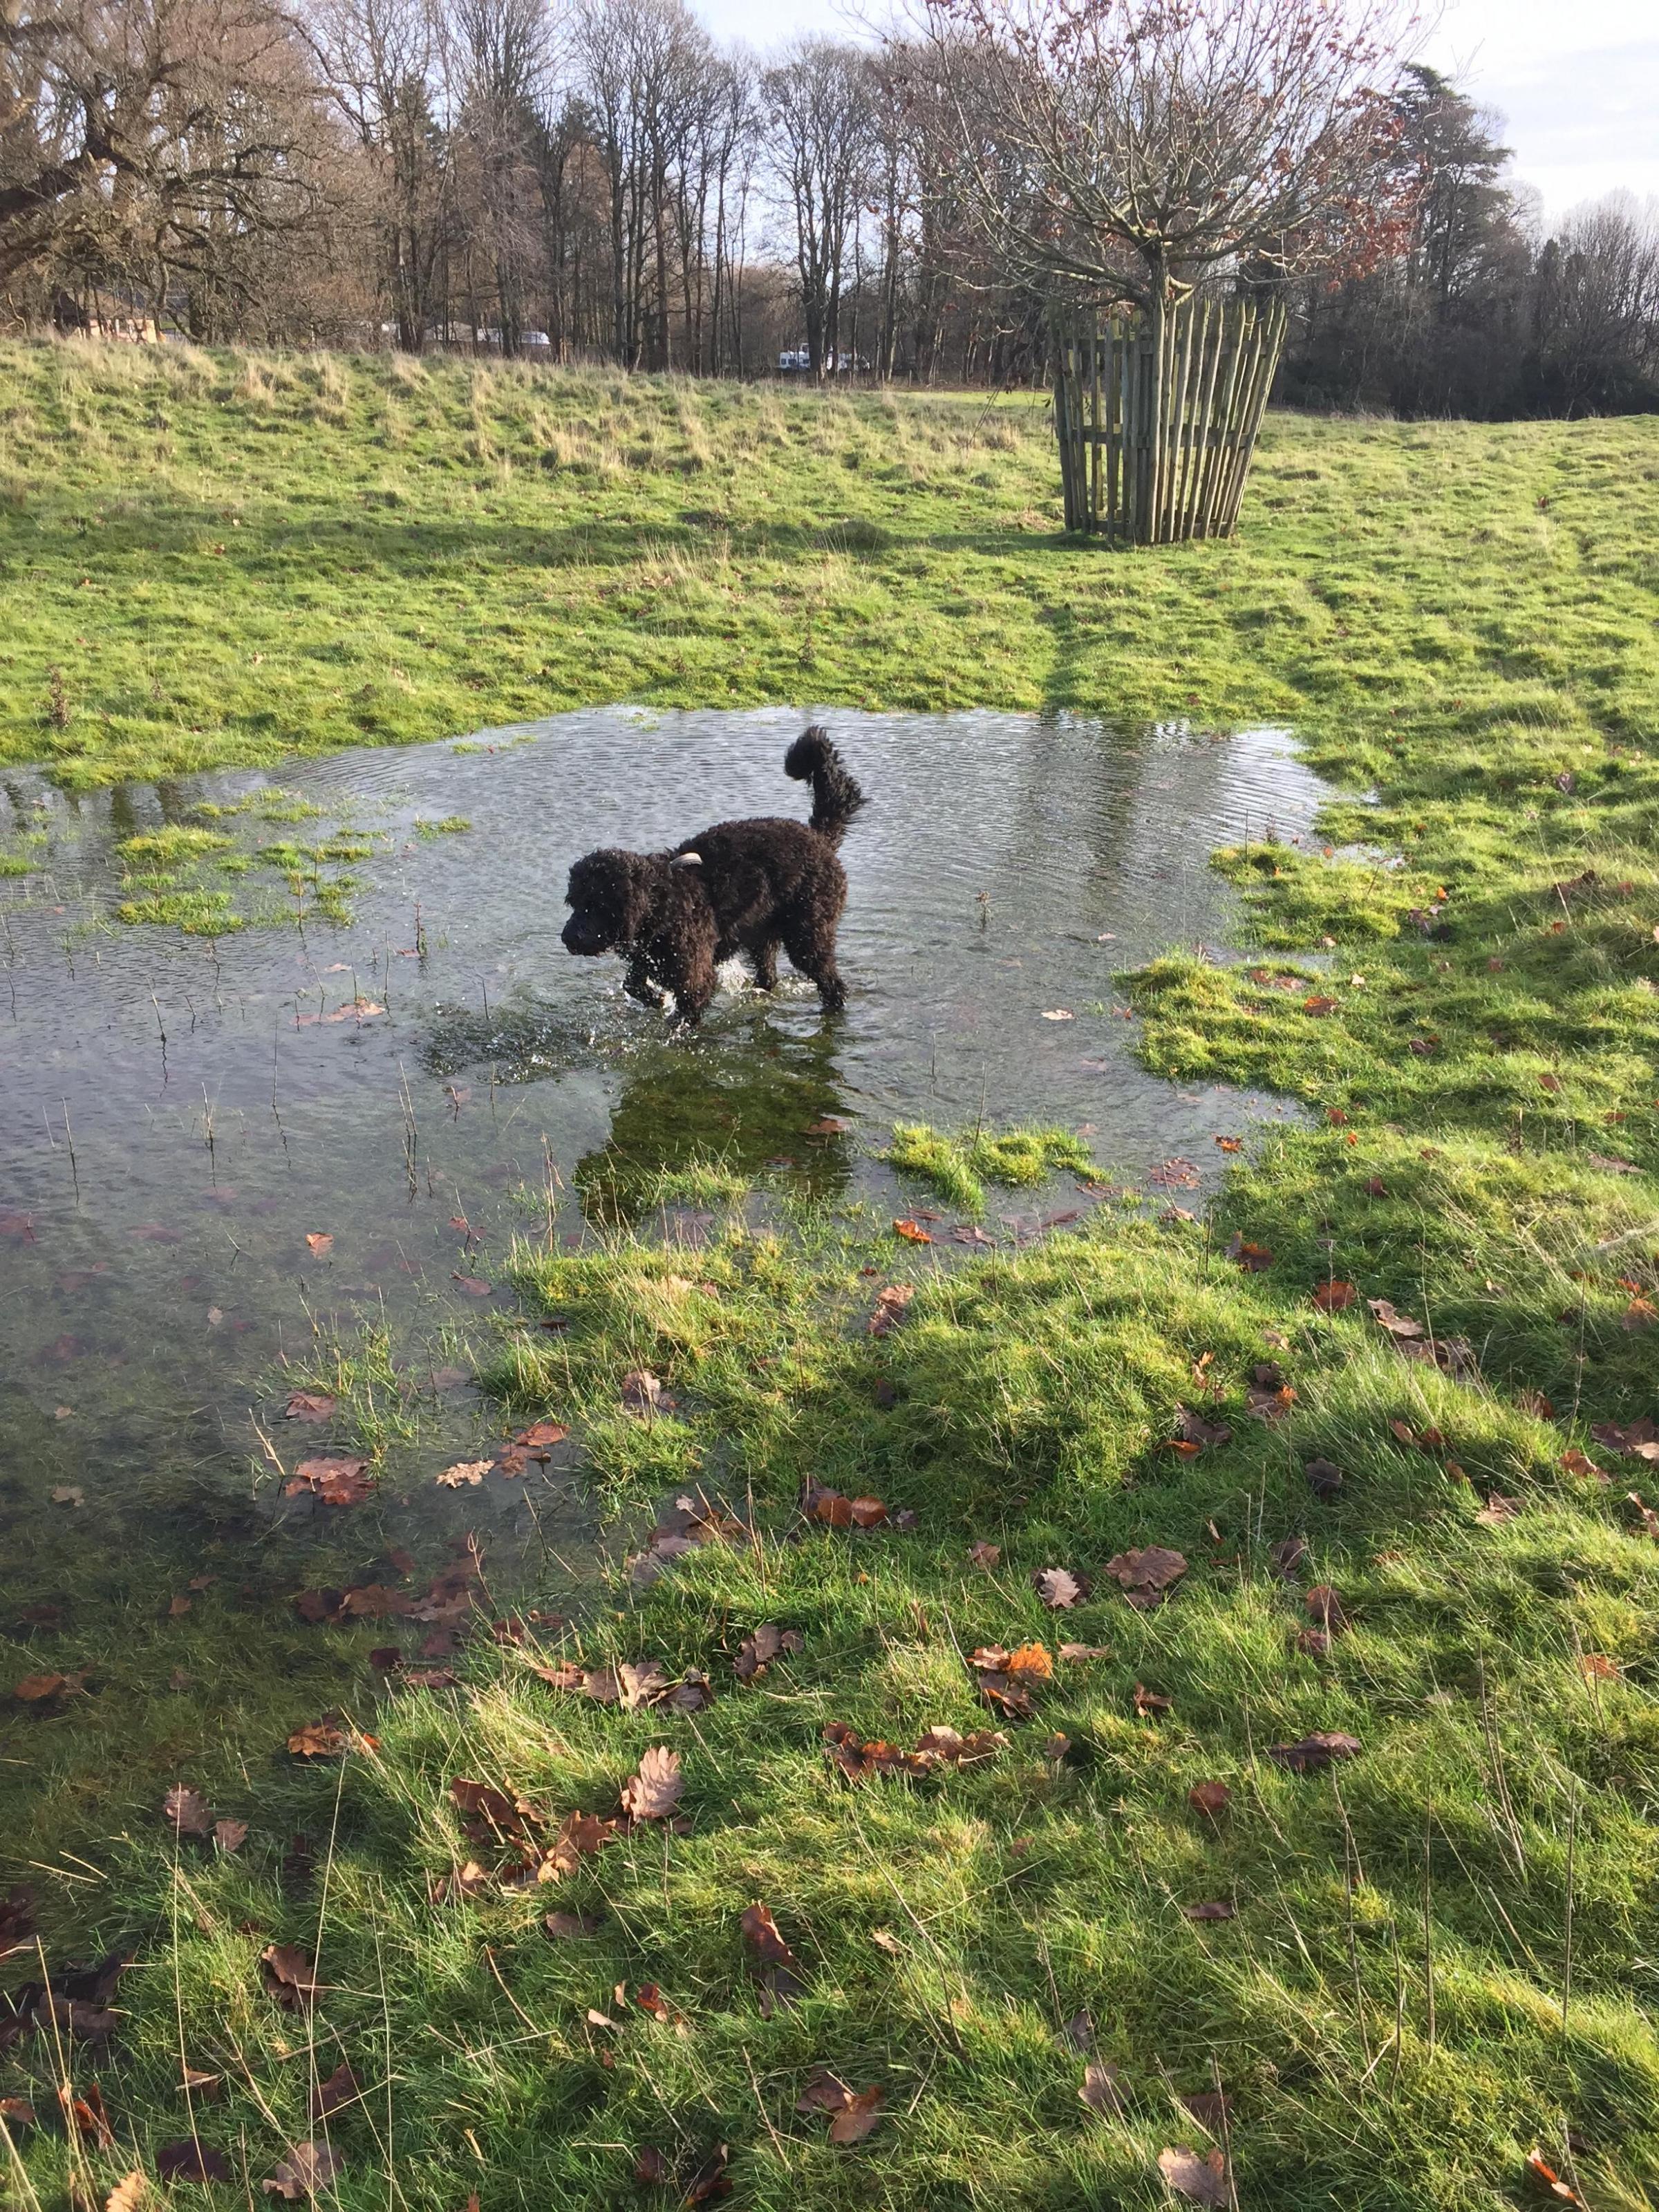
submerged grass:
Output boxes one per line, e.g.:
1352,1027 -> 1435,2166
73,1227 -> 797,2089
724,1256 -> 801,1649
1,347 -> 1658,2209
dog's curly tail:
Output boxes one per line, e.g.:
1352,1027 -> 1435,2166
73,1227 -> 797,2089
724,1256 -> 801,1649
784,726 -> 865,847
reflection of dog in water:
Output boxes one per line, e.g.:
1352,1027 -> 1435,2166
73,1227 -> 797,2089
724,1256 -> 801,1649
560,729 -> 865,1022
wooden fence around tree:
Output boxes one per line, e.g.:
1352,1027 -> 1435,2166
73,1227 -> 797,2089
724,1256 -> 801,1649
1051,294 -> 1288,543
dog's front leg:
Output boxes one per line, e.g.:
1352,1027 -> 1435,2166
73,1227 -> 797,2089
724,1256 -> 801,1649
623,950 -> 668,1009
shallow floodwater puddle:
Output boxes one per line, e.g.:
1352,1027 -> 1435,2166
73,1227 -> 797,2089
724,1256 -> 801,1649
0,709 -> 1327,1667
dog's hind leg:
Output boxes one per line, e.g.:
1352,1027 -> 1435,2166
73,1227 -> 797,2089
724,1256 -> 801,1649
781,915 -> 846,1013
751,937 -> 780,991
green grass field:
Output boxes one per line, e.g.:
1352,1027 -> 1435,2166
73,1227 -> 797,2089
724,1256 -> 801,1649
3,341 -> 1658,2212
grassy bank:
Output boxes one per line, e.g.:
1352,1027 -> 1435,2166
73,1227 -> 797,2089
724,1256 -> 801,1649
2,348 -> 1658,2210
0,339 -> 1654,788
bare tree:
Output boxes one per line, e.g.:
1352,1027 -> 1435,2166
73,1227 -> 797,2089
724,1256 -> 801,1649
762,37 -> 870,377
307,0 -> 456,348
905,0 -> 1421,339
2,0 -> 326,324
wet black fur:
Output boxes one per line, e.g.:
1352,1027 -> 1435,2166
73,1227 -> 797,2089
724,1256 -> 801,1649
561,728 -> 865,1021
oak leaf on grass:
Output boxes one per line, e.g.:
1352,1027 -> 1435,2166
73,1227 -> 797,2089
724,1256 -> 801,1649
1159,2144 -> 1230,2206
262,2141 -> 344,2198
620,1745 -> 683,1822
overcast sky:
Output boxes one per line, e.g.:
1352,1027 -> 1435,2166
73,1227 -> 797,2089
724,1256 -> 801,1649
695,0 -> 1659,224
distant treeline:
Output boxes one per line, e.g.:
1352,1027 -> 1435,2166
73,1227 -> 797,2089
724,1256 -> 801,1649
1284,69 -> 1659,419
1,0 -> 1654,418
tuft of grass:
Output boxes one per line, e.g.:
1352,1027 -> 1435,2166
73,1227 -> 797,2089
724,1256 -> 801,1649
888,1121 -> 1098,1213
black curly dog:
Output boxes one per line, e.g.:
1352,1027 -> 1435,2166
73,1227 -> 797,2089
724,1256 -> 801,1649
561,729 -> 865,1022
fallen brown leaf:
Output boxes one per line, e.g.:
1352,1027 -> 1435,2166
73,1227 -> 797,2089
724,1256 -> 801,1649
1134,1683 -> 1173,1715
1268,1731 -> 1362,1772
436,1460 -> 491,1488
1058,1641 -> 1110,1661
827,2086 -> 885,2146
106,2173 -> 149,2212
162,1785 -> 214,1839
733,1624 -> 803,1681
1103,1547 -> 1188,1608
867,1284 -> 915,1336
262,2141 -> 344,2199
285,1456 -> 373,1506
310,2062 -> 360,2119
1079,2058 -> 1125,2115
1526,2150 -> 1588,2207
1304,1457 -> 1344,1500
304,1233 -> 332,1257
1312,1280 -> 1358,1313
1224,1234 -> 1273,1271
1304,1585 -> 1349,1633
968,1541 -> 1002,1568
1188,1780 -> 1230,1818
544,1911 -> 601,1939
620,1367 -> 675,1415
157,2142 -> 232,2183
287,1721 -> 346,1759
260,1944 -> 321,2010
284,1390 -> 336,1422
620,1746 -> 683,1822
1368,1299 -> 1425,1341
60,2081 -> 113,2148
1159,2146 -> 1230,2206
1183,1900 -> 1235,1922
892,1217 -> 933,1243
682,2145 -> 731,2204
1034,1566 -> 1083,1609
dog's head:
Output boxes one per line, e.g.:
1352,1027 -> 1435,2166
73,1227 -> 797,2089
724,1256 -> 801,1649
562,848 -> 664,956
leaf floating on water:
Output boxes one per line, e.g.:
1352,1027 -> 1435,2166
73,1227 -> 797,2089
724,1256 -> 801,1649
451,1274 -> 492,1297
892,1217 -> 933,1243
285,1456 -> 373,1506
435,1460 -> 491,1488
303,1232 -> 332,1257
51,1484 -> 84,1506
283,1390 -> 335,1422
1150,1158 -> 1201,1190
1040,1008 -> 1075,1021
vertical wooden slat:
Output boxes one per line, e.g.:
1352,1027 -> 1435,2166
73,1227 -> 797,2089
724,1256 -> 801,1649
1161,295 -> 1195,543
1224,296 -> 1286,534
1219,300 -> 1278,533
1104,316 -> 1119,540
1199,304 -> 1245,539
1214,304 -> 1257,534
1183,299 -> 1222,541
